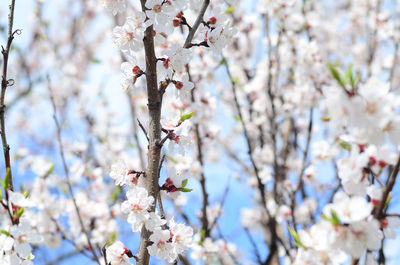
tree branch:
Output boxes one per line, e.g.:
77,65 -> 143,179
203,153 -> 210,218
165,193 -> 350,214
48,78 -> 101,265
137,1 -> 163,264
183,0 -> 210,48
1,0 -> 17,193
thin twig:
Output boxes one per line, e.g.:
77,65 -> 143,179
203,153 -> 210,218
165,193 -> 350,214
1,0 -> 17,193
244,228 -> 263,265
137,118 -> 150,142
187,64 -> 210,238
47,77 -> 101,265
375,152 -> 400,220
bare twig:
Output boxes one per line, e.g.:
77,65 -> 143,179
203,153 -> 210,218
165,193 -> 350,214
186,64 -> 210,238
244,228 -> 263,265
48,77 -> 101,265
137,118 -> 150,142
1,0 -> 17,193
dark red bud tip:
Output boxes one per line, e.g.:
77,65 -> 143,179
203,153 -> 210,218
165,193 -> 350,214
369,156 -> 377,166
173,19 -> 181,27
378,160 -> 387,168
132,65 -> 141,75
381,218 -> 388,228
209,16 -> 217,24
163,57 -> 170,69
175,81 -> 183,89
371,199 -> 380,206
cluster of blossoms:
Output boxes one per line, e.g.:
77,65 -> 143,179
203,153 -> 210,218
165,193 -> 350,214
0,191 -> 41,265
105,0 -> 236,262
109,163 -> 193,263
3,0 -> 400,264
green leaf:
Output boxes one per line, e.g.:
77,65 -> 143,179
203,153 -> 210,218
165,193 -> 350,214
232,77 -> 240,84
23,190 -> 30,198
180,110 -> 195,122
327,62 -> 345,87
4,168 -> 10,189
181,179 -> 188,188
107,232 -> 116,246
16,207 -> 24,218
219,58 -> 226,66
111,186 -> 121,203
344,64 -> 353,83
91,58 -> 101,64
288,227 -> 306,248
225,6 -> 236,14
178,187 -> 193,192
320,116 -> 331,122
234,115 -> 242,122
338,139 -> 351,151
167,156 -> 178,163
322,209 -> 341,226
384,194 -> 392,210
0,230 -> 10,236
198,229 -> 206,243
45,164 -> 55,176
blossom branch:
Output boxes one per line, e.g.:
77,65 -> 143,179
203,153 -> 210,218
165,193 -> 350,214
374,153 -> 400,220
183,0 -> 210,48
137,1 -> 164,264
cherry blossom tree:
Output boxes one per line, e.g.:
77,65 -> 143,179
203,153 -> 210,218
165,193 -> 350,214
1,0 -> 400,265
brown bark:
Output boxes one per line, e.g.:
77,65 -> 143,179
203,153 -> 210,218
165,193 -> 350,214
137,2 -> 162,264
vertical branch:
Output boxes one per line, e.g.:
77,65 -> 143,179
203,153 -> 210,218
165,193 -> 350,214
48,79 -> 101,265
137,1 -> 162,264
186,65 -> 210,238
1,0 -> 17,192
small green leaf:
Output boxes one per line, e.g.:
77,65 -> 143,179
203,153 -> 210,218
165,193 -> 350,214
45,164 -> 55,176
321,116 -> 331,122
91,58 -> 101,64
107,232 -> 116,246
180,110 -> 195,122
199,229 -> 206,243
4,168 -> 10,189
322,209 -> 341,226
225,6 -> 236,14
338,139 -> 351,151
344,64 -> 352,83
219,58 -> 226,66
0,230 -> 10,236
23,190 -> 29,198
232,77 -> 240,84
234,115 -> 242,122
288,227 -> 306,248
111,186 -> 121,203
384,194 -> 392,210
16,207 -> 24,218
181,179 -> 188,188
167,155 -> 178,163
327,62 -> 345,87
178,187 -> 193,192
